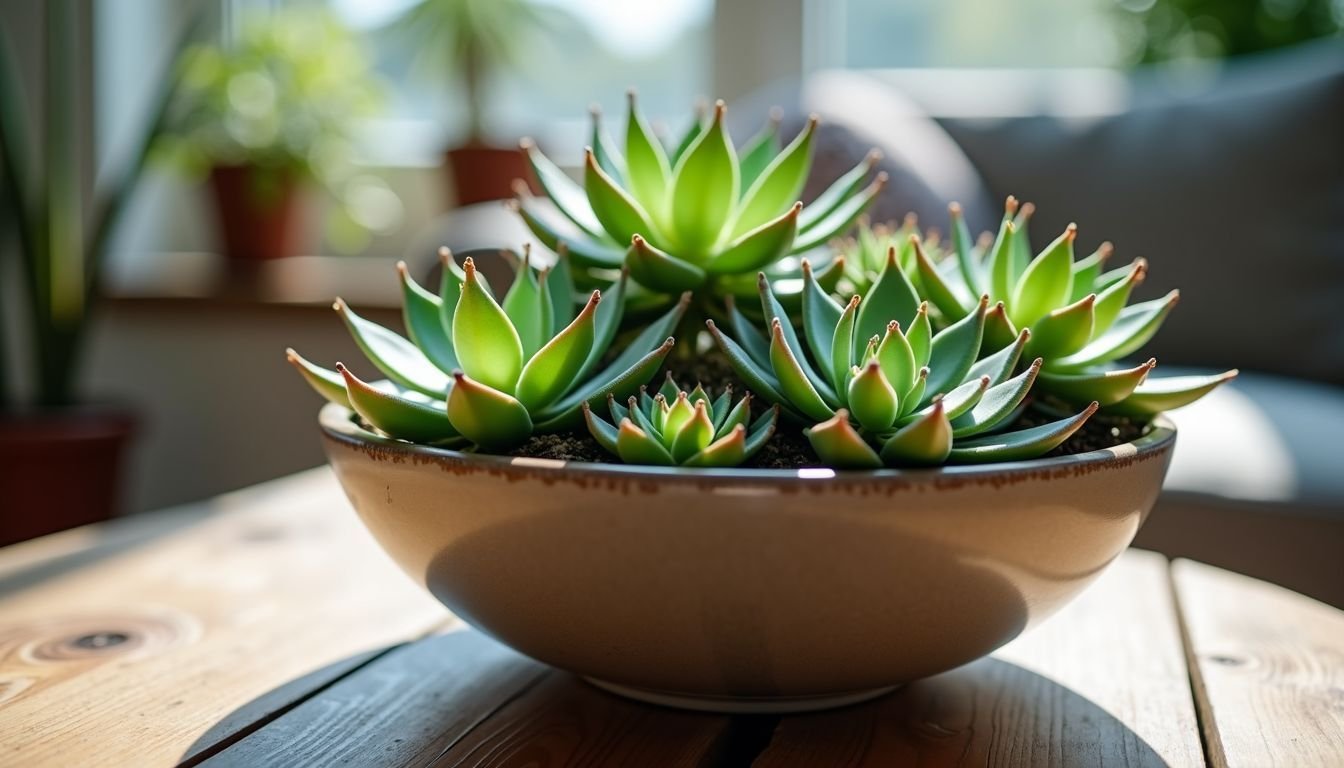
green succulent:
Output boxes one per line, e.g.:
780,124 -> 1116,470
511,94 -> 886,308
582,374 -> 779,467
707,263 -> 1098,468
903,197 -> 1237,416
835,213 -> 947,297
287,247 -> 688,451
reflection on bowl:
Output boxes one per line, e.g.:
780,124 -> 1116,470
320,403 -> 1174,712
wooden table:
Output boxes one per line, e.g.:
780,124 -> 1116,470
1,469 -> 1340,767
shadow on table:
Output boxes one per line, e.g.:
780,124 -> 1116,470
176,631 -> 1174,767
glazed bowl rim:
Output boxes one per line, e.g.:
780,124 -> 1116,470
319,403 -> 1176,486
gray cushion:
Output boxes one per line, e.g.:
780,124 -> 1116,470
937,41 -> 1344,386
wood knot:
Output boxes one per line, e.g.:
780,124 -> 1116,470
15,612 -> 200,665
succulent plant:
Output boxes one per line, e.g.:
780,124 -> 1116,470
511,94 -> 886,308
707,261 -> 1098,468
582,373 -> 779,467
903,197 -> 1237,416
287,247 -> 688,451
835,213 -> 946,297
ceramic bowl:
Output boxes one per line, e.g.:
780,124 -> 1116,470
320,403 -> 1175,713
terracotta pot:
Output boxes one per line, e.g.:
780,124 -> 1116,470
319,403 -> 1175,713
444,143 -> 537,207
209,164 -> 304,261
0,406 -> 135,547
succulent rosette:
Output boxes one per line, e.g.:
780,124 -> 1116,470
511,94 -> 885,309
902,197 -> 1237,416
582,374 -> 779,467
287,247 -> 686,451
707,258 -> 1097,468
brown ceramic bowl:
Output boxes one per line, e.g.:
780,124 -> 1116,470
320,403 -> 1175,713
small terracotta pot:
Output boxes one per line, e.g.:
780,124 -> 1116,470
319,403 -> 1176,713
444,143 -> 537,207
0,406 -> 136,547
209,164 -> 304,261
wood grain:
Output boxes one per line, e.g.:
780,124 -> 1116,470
201,630 -> 546,768
1174,558 -> 1344,768
430,670 -> 735,767
0,468 -> 451,768
754,549 -> 1206,767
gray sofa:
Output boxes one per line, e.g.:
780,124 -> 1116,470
740,40 -> 1343,606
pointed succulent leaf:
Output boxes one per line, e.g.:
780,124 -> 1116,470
986,208 -> 1019,303
1010,201 -> 1035,279
592,292 -> 689,385
1094,259 -> 1136,293
948,202 -> 984,298
657,371 -> 683,401
585,148 -> 659,245
706,320 -> 799,419
906,303 -> 932,370
616,419 -> 676,465
545,246 -> 576,330
445,372 -> 533,450
670,400 -> 716,463
452,258 -> 524,394
437,248 -> 466,329
515,291 -> 599,411
335,299 -> 450,397
607,393 -> 629,425
589,105 -> 625,184
880,398 -> 952,466
339,364 -> 457,443
582,403 -> 621,455
1103,370 -> 1239,418
733,115 -> 816,236
969,329 -> 1030,386
875,320 -> 917,397
623,91 -> 672,224
511,196 -> 625,268
801,258 -> 844,366
742,406 -> 780,459
1092,259 -> 1146,337
791,173 -> 887,253
660,391 -> 694,437
572,268 -> 626,383
737,109 -> 782,191
533,337 -> 676,429
758,274 -> 836,401
709,387 -> 733,428
501,252 -> 546,358
857,246 -> 921,347
1024,294 -> 1096,360
829,295 -> 861,394
1010,224 -> 1076,328
709,202 -> 802,275
684,424 -> 747,468
669,106 -> 707,165
981,301 -> 1019,356
397,262 -> 459,374
912,235 -> 970,320
1050,291 -> 1179,370
847,361 -> 900,432
770,319 -> 836,421
922,297 -> 988,405
901,367 -> 930,418
521,139 -> 605,239
1070,242 -> 1113,301
626,235 -> 707,291
948,403 -> 1098,464
952,359 -> 1043,437
715,391 -> 751,438
628,394 -> 661,436
670,101 -> 738,256
725,294 -> 772,369
286,349 -> 350,408
798,151 -> 881,231
905,375 -> 989,425
806,410 -> 883,469
1038,359 -> 1157,406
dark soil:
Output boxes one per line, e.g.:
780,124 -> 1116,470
508,431 -> 609,463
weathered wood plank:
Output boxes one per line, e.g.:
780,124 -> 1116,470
0,468 -> 451,768
754,549 -> 1205,767
200,630 -> 545,768
1174,558 -> 1344,768
430,669 -> 735,767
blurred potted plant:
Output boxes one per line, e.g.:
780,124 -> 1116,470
0,2 -> 200,545
158,9 -> 384,261
388,0 -> 550,206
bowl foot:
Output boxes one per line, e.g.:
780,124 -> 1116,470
584,678 -> 899,714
